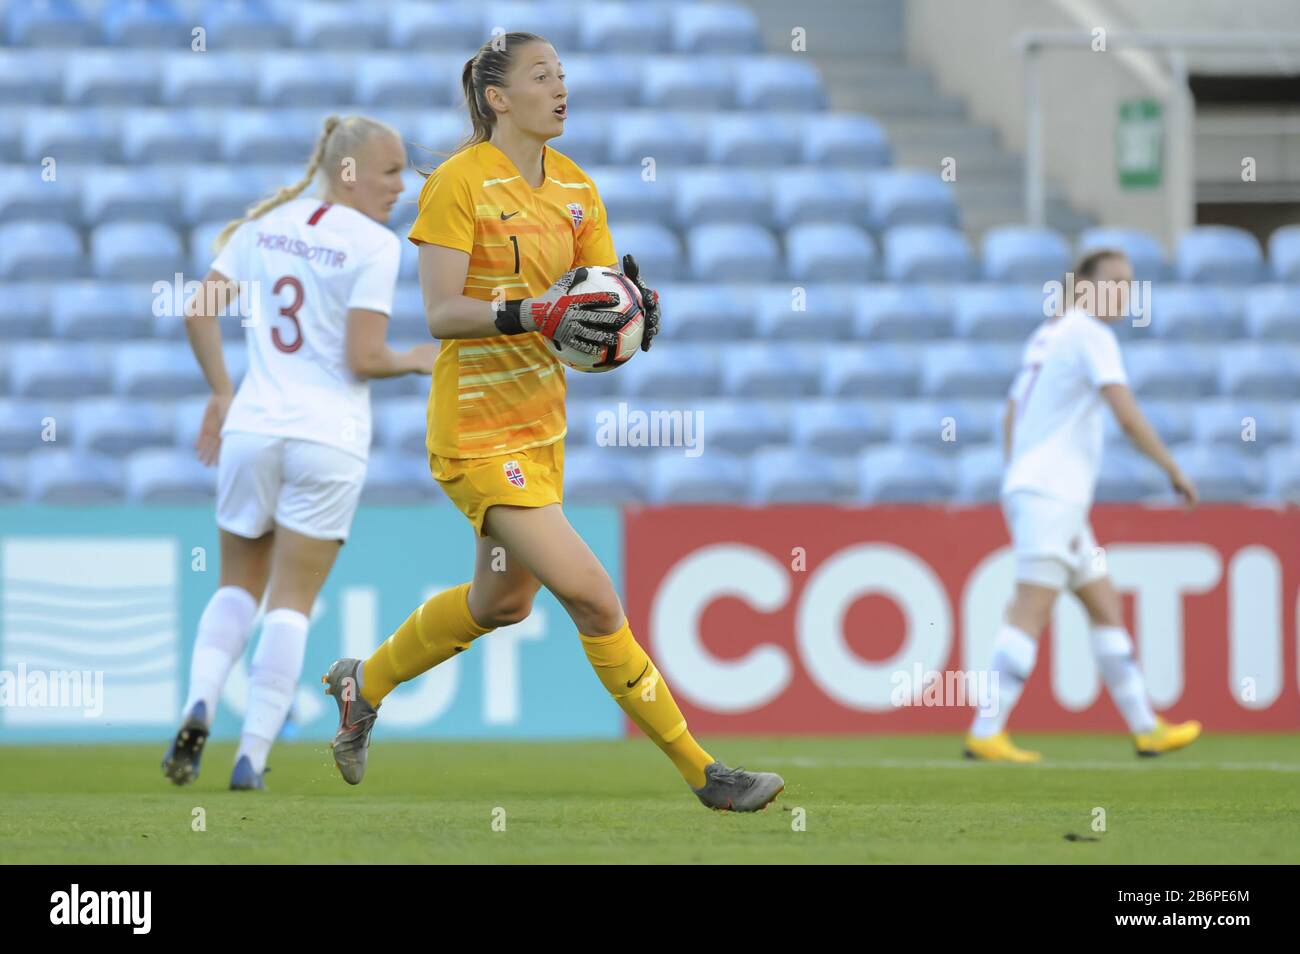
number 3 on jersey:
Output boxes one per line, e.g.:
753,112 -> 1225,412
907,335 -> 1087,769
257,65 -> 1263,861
271,275 -> 305,353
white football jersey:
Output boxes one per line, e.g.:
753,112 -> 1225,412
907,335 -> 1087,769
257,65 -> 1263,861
210,196 -> 400,461
1001,308 -> 1128,506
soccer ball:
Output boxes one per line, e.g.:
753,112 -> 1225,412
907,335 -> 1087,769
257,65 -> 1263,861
548,267 -> 644,373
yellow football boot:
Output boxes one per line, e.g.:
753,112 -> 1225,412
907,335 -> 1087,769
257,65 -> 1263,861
1134,716 -> 1202,757
963,732 -> 1042,763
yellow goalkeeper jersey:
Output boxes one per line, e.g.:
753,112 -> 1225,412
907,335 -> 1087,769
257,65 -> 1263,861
408,140 -> 616,458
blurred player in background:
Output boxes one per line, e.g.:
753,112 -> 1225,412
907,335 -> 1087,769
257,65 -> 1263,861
966,249 -> 1204,762
322,32 -> 786,812
163,115 -> 437,790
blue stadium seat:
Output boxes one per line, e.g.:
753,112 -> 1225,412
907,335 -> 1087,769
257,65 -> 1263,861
1193,400 -> 1291,453
0,51 -> 61,105
65,53 -> 158,106
259,54 -> 354,106
755,285 -> 856,341
0,399 -> 57,452
722,345 -> 820,398
114,343 -> 206,397
564,449 -> 650,505
555,56 -> 641,110
1267,225 -> 1300,282
27,450 -> 124,503
589,167 -> 675,226
883,226 -> 973,282
751,448 -> 856,503
1095,447 -> 1167,502
548,111 -> 607,166
561,364 -> 620,400
578,4 -> 671,52
1245,285 -> 1300,341
291,4 -> 384,49
23,110 -> 118,163
892,399 -> 999,447
374,399 -> 427,456
982,226 -> 1071,283
952,285 -> 1048,341
736,59 -> 825,111
619,343 -> 720,398
802,114 -> 891,167
674,168 -> 770,228
786,225 -> 877,282
124,448 -> 215,503
692,399 -> 787,453
172,397 -> 206,453
0,164 -> 81,225
0,283 -> 51,338
52,283 -> 157,339
0,221 -> 84,279
648,453 -> 747,503
560,399 -> 603,448
822,345 -> 920,398
642,57 -> 733,110
854,286 -> 951,340
104,0 -> 190,47
671,4 -> 762,53
1103,399 -> 1194,449
1148,285 -> 1243,341
707,114 -> 802,166
1265,446 -> 1300,502
870,171 -> 959,230
1171,443 -> 1265,501
74,401 -> 173,456
222,111 -> 320,164
770,169 -> 871,229
790,400 -> 891,454
609,113 -> 707,166
0,456 -> 24,502
686,223 -> 780,281
1176,226 -> 1264,284
386,284 -> 426,340
352,54 -> 449,108
1123,343 -> 1218,398
198,0 -> 289,49
182,166 -> 266,225
487,3 -> 581,51
360,451 -> 437,504
6,0 -> 98,46
955,444 -> 1005,503
10,344 -> 112,398
1076,226 -> 1169,282
1218,344 -> 1300,399
92,222 -> 185,280
610,221 -> 683,280
160,53 -> 258,106
413,110 -> 469,156
859,447 -> 955,502
189,221 -> 229,278
388,2 -> 483,50
83,167 -> 183,226
920,343 -> 1019,398
121,111 -> 219,164
653,283 -> 758,341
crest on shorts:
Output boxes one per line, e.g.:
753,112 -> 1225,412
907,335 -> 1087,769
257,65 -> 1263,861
566,202 -> 584,230
504,460 -> 526,488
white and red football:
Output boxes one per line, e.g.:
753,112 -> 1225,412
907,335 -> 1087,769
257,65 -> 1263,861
548,267 -> 644,373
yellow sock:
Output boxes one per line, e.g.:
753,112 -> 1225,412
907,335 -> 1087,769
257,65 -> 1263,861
361,583 -> 491,706
580,620 -> 714,788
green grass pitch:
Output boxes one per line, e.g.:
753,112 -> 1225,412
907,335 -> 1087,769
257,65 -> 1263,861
2,735 -> 1297,864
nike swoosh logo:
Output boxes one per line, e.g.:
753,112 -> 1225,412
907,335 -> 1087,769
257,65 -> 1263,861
626,661 -> 650,689
500,210 -> 520,220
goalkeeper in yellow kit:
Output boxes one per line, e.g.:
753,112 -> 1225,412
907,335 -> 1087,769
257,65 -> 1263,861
322,32 -> 784,812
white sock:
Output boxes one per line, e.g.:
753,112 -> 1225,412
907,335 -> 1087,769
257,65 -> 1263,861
1091,625 -> 1157,734
182,586 -> 259,725
970,624 -> 1038,738
237,608 -> 309,773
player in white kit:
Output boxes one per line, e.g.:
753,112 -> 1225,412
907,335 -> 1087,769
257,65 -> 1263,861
965,249 -> 1203,761
163,115 -> 436,789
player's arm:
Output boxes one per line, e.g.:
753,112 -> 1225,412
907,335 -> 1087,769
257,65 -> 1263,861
1101,383 -> 1198,507
1001,398 -> 1015,462
183,269 -> 238,465
345,309 -> 437,379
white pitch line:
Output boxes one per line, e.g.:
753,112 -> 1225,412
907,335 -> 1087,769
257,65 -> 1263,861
757,757 -> 1300,773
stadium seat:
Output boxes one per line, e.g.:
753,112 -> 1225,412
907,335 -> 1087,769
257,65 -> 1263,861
859,446 -> 955,503
103,0 -> 190,48
1245,285 -> 1300,341
648,453 -> 747,503
955,444 -> 1005,503
609,112 -> 707,166
360,451 -> 438,504
686,223 -> 780,281
562,55 -> 643,109
487,3 -> 581,51
802,114 -> 891,167
351,54 -> 449,108
561,364 -> 620,400
388,2 -> 484,50
189,221 -> 229,279
547,111 -> 607,166
0,283 -> 51,339
1170,443 -> 1265,501
291,4 -> 384,49
707,114 -> 802,166
952,285 -> 1048,341
0,399 -> 58,452
51,283 -> 158,340
1193,400 -> 1291,453
0,456 -> 24,502
561,400 -> 602,448
1267,225 -> 1300,282
198,0 -> 290,49
919,343 -> 1020,398
822,345 -> 920,398
182,166 -> 267,226
65,53 -> 158,106
6,0 -> 99,47
0,164 -> 81,225
10,344 -> 112,399
754,284 -> 857,341
221,111 -> 321,164
736,59 -> 826,111
670,4 -> 763,53
652,283 -> 758,341
0,221 -> 84,279
892,399 -> 999,447
160,53 -> 258,106
1103,399 -> 1194,449
854,286 -> 952,341
722,345 -> 821,398
785,225 -> 877,282
578,3 -> 672,52
374,399 -> 428,456
1076,226 -> 1169,282
171,397 -> 206,453
23,110 -> 118,163
83,167 -> 183,226
619,344 -> 721,398
674,169 -> 771,228
1123,344 -> 1218,398
1265,445 -> 1300,502
589,166 -> 675,226
1218,344 -> 1300,399
121,111 -> 220,164
259,54 -> 354,107
883,226 -> 974,282
564,449 -> 649,505
751,448 -> 857,503
114,343 -> 207,397
770,169 -> 871,229
1176,226 -> 1265,284
610,221 -> 684,281
1147,286 -> 1243,341
74,401 -> 173,456
981,226 -> 1071,283
790,400 -> 892,454
124,448 -> 216,504
642,57 -> 733,110
91,222 -> 185,280
26,450 -> 124,502
0,50 -> 61,105
695,400 -> 788,453
1095,447 -> 1168,502
870,171 -> 960,230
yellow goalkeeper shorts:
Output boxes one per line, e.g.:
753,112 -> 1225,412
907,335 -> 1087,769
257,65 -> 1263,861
430,439 -> 565,537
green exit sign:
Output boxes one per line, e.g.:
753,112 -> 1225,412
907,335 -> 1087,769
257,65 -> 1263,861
1117,99 -> 1163,189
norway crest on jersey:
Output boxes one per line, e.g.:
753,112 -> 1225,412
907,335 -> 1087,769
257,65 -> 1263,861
504,460 -> 526,488
566,202 -> 584,230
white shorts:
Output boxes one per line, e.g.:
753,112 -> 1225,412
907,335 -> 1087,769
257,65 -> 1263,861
216,432 -> 366,542
1000,490 -> 1106,591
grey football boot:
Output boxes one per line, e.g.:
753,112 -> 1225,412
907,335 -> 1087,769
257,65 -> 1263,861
322,658 -> 379,785
692,761 -> 785,812
161,701 -> 209,785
